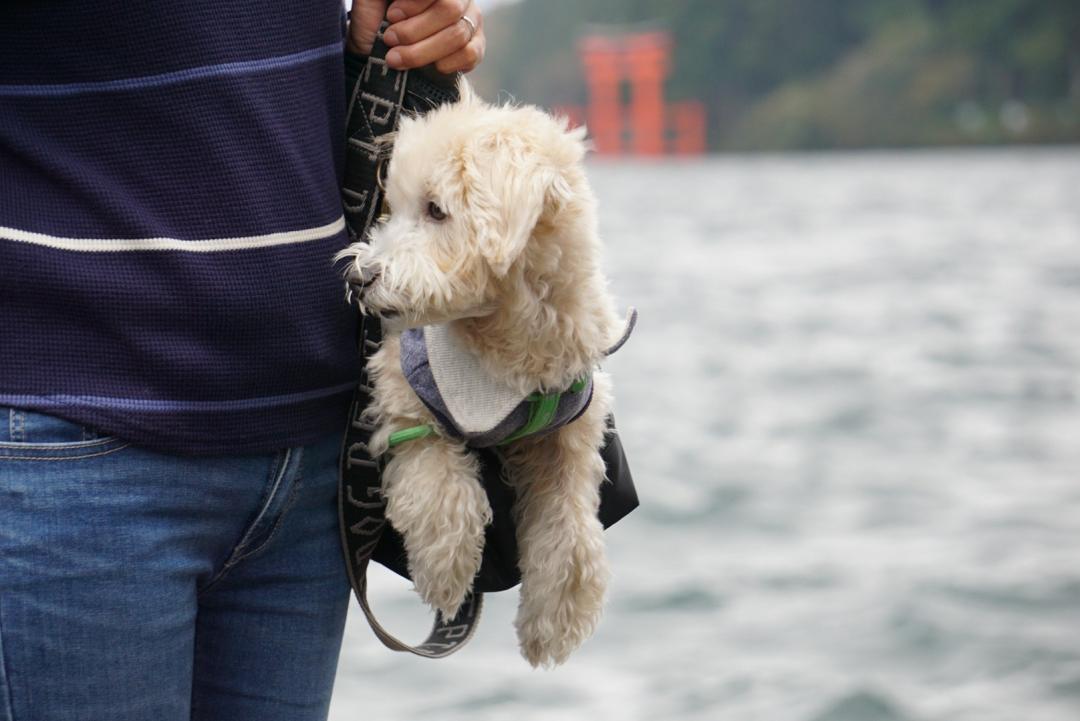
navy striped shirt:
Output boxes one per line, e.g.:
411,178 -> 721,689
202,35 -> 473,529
0,2 -> 359,454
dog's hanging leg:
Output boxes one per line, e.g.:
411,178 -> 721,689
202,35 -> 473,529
505,375 -> 614,667
381,435 -> 492,619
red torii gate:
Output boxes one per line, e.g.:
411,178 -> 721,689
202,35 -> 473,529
572,26 -> 705,157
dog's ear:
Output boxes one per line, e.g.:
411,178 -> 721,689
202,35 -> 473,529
467,118 -> 582,277
475,153 -> 565,277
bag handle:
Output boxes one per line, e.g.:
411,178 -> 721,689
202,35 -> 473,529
340,376 -> 483,658
337,20 -> 481,658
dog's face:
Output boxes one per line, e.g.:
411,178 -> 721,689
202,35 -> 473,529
342,81 -> 586,328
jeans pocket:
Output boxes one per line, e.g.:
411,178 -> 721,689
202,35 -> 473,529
0,408 -> 127,461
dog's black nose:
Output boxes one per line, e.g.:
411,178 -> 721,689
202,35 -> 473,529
344,264 -> 380,307
356,264 -> 379,287
346,263 -> 380,291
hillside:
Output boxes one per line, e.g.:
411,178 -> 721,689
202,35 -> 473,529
470,0 -> 1080,150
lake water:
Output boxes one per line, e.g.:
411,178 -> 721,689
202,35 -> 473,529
330,148 -> 1080,721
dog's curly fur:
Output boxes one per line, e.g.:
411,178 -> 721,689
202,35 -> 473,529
338,80 -> 623,667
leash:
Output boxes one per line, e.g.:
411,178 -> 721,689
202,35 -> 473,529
337,23 -> 481,658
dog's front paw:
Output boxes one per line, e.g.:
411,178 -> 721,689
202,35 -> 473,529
514,538 -> 610,668
409,533 -> 485,620
382,444 -> 492,619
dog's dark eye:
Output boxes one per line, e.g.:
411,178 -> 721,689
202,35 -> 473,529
426,201 -> 447,222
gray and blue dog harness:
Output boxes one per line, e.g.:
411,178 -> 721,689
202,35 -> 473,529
391,310 -> 636,450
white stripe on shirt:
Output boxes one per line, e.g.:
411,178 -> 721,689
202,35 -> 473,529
0,216 -> 345,252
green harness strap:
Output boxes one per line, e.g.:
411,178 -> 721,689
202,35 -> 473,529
387,424 -> 434,447
387,376 -> 588,449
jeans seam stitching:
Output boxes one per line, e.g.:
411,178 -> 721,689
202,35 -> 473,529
198,448 -> 292,594
0,443 -> 129,462
9,412 -> 23,444
0,437 -> 119,450
223,462 -> 305,569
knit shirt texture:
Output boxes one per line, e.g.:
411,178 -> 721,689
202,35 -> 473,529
0,1 -> 358,454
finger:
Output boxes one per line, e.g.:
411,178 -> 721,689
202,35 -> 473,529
386,9 -> 477,69
385,0 -> 441,23
348,0 -> 389,55
434,35 -> 485,74
384,0 -> 467,47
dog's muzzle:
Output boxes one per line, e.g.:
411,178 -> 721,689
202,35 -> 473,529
344,263 -> 400,319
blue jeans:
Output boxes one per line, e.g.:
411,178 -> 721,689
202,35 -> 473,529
0,408 -> 351,721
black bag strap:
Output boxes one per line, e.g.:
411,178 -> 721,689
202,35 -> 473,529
337,22 -> 481,658
339,351 -> 483,658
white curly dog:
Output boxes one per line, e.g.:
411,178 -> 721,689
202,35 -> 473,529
339,80 -> 627,667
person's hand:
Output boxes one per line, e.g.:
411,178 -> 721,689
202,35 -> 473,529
349,0 -> 485,74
